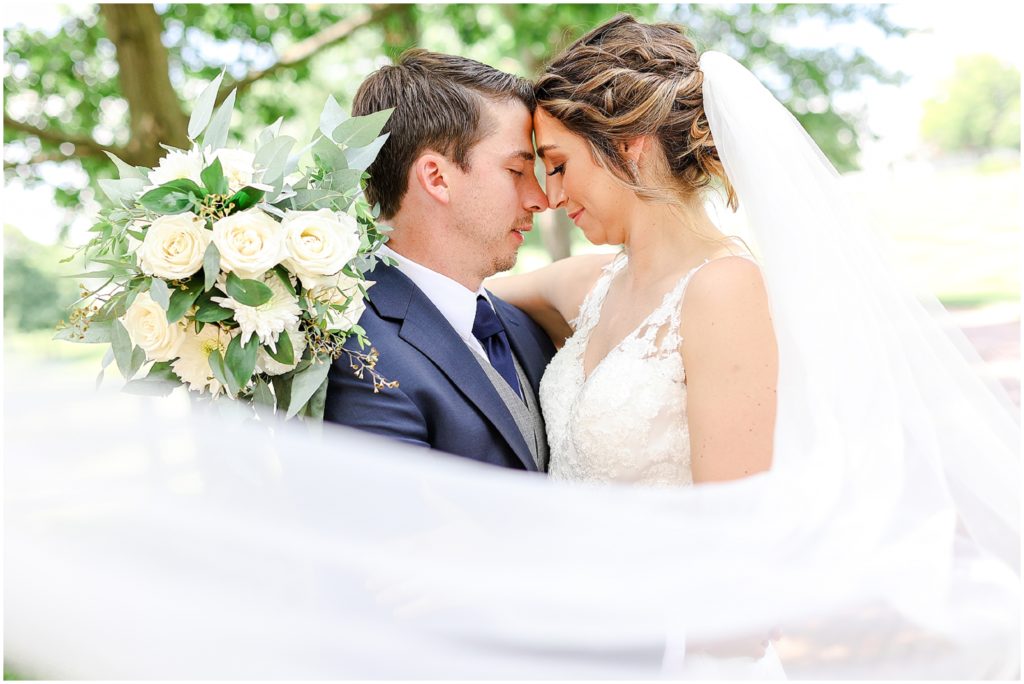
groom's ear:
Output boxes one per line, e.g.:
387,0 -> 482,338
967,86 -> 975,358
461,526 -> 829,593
412,152 -> 452,206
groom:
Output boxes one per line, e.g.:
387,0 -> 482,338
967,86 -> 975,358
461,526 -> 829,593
324,49 -> 555,472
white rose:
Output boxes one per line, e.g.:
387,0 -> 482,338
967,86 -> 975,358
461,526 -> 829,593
212,208 -> 287,280
138,212 -> 211,280
308,274 -> 372,333
281,209 -> 361,289
209,147 -> 256,193
256,326 -> 307,376
148,146 -> 204,189
121,291 -> 185,362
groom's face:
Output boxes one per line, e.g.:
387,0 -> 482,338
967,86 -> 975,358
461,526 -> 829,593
448,99 -> 547,278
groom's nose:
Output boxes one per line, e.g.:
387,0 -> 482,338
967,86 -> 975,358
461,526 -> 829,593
522,173 -> 548,213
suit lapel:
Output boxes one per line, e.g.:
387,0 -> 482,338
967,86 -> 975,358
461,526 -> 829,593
367,265 -> 538,472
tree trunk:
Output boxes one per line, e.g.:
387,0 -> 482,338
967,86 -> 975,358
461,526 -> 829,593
505,6 -> 575,262
99,4 -> 190,166
381,4 -> 420,62
540,211 -> 573,262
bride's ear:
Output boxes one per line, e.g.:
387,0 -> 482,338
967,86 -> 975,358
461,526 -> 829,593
620,136 -> 649,165
412,152 -> 451,205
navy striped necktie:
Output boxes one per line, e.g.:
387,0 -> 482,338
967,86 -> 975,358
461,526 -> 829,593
472,295 -> 523,399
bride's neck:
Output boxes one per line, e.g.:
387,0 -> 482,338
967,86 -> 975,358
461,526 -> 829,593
621,199 -> 724,286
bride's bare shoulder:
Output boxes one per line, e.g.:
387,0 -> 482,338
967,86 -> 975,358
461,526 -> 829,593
680,255 -> 773,351
545,252 -> 619,324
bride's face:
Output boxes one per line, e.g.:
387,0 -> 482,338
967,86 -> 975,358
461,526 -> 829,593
533,108 -> 628,246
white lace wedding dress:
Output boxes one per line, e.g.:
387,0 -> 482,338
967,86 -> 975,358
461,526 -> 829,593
540,247 -> 788,678
541,249 -> 751,486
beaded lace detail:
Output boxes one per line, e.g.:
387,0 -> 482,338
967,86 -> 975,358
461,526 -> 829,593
540,250 -> 752,486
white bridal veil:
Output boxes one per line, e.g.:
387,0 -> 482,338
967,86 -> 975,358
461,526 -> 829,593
5,54 -> 1019,679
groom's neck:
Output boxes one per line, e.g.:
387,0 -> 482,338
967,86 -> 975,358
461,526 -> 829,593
383,224 -> 485,292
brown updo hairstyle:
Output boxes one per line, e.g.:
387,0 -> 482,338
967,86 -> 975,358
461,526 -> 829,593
534,14 -> 737,210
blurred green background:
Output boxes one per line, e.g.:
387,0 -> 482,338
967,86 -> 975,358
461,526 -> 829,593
3,3 -> 1020,376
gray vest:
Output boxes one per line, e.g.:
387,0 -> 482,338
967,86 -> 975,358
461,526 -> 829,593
471,351 -> 549,472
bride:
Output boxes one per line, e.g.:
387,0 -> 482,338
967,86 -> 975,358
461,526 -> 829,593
490,16 -> 1019,549
490,14 -> 778,486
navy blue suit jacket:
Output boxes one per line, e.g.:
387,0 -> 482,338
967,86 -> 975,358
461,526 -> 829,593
324,263 -> 557,471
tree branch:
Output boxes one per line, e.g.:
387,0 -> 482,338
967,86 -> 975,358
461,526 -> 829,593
4,151 -> 81,169
4,114 -> 128,160
215,5 -> 399,104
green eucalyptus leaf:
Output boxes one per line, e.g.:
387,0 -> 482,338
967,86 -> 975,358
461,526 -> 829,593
272,265 -> 297,296
139,178 -> 203,214
286,355 -> 332,419
257,117 -> 284,149
225,332 -> 259,392
201,157 -> 228,196
311,134 -> 347,171
202,88 -> 236,152
252,376 -> 276,421
266,330 -> 294,366
188,70 -> 226,141
99,178 -> 147,206
63,269 -> 119,279
254,135 -> 296,186
194,299 -> 234,323
319,94 -> 348,139
271,372 -> 294,413
345,133 -> 391,173
226,186 -> 265,212
166,278 -> 204,324
127,344 -> 148,380
149,278 -> 171,311
203,242 -> 221,292
226,271 -> 273,307
331,108 -> 393,148
111,319 -> 134,378
104,151 -> 149,181
305,375 -> 329,422
208,349 -> 238,397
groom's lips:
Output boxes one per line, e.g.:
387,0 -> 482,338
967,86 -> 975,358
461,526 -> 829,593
511,222 -> 532,243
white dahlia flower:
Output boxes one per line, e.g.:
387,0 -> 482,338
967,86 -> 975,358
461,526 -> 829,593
148,145 -> 204,189
212,271 -> 301,351
171,322 -> 236,397
256,326 -> 307,376
208,147 -> 256,193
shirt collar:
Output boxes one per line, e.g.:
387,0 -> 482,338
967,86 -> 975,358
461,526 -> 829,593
379,244 -> 489,341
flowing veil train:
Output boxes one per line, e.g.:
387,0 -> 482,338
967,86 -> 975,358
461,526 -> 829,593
5,54 -> 1019,679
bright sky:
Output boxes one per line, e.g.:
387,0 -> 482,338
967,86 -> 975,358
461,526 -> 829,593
3,2 -> 1022,243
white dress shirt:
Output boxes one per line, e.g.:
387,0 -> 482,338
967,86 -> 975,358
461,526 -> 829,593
378,244 -> 493,362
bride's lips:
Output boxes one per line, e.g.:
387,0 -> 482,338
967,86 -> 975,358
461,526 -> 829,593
568,208 -> 584,224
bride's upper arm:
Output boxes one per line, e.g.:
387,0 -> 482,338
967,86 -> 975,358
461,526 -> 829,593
679,257 -> 778,484
487,252 -> 615,336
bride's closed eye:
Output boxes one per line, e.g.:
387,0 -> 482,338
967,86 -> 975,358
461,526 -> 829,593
546,163 -> 565,177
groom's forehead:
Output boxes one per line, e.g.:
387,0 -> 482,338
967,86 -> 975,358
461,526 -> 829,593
475,105 -> 537,160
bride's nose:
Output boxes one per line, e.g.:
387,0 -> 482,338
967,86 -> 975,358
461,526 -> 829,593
546,177 -> 566,210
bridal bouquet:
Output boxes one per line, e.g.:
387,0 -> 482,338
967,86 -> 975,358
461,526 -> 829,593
56,73 -> 396,420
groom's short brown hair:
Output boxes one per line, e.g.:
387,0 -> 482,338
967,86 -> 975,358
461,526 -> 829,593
352,48 -> 535,219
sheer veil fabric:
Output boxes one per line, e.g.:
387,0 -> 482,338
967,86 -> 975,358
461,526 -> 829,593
5,54 -> 1019,679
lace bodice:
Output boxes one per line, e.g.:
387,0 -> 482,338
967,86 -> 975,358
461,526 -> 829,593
540,251 -> 748,486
